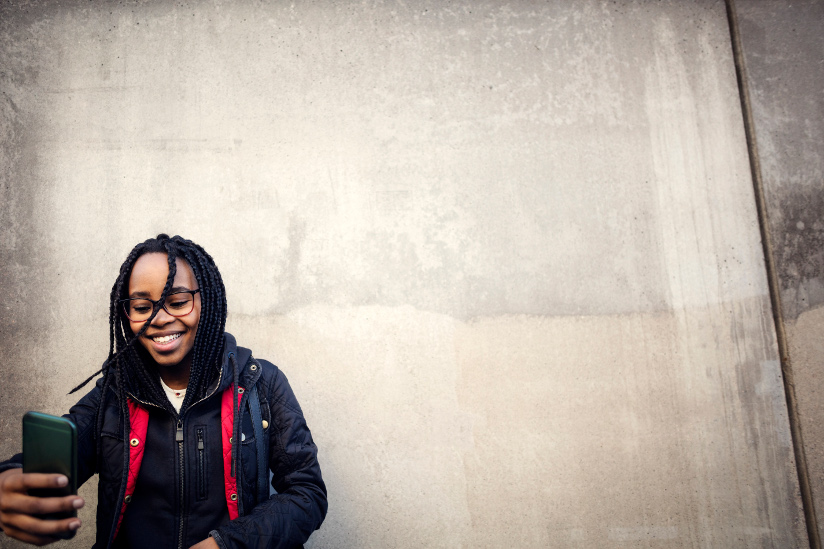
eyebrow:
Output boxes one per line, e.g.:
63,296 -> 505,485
128,286 -> 197,299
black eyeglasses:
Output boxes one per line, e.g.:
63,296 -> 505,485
119,289 -> 201,322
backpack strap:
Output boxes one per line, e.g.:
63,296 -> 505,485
221,358 -> 270,519
248,381 -> 269,505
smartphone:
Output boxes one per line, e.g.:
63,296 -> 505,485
22,411 -> 78,539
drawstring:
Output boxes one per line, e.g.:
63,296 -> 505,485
230,352 -> 240,478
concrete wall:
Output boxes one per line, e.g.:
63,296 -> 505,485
0,1 -> 811,547
736,0 -> 824,542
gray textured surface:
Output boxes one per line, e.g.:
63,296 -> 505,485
0,1 -> 809,547
737,0 -> 824,321
737,0 -> 824,542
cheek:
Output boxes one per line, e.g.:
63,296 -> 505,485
132,327 -> 151,351
190,304 -> 202,332
130,321 -> 144,336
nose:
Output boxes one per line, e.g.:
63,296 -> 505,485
150,305 -> 176,325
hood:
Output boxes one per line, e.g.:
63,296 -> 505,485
209,332 -> 260,396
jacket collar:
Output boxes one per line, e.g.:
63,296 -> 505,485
122,332 -> 260,407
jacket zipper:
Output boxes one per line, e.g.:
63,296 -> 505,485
196,428 -> 206,500
177,420 -> 185,549
116,363 -> 228,549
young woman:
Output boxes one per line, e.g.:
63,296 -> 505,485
0,234 -> 327,548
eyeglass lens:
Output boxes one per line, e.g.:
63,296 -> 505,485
124,292 -> 195,322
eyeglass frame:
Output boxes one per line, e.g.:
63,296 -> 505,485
119,289 -> 201,322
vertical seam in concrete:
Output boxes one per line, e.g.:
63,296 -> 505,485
724,1 -> 820,547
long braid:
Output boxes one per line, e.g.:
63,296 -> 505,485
115,355 -> 131,513
70,234 -> 228,459
72,245 -> 154,460
174,238 -> 227,409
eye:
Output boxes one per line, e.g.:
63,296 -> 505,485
132,304 -> 152,314
167,297 -> 192,310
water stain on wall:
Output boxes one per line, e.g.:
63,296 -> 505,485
738,1 -> 824,320
771,188 -> 824,319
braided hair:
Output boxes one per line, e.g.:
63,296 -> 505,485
70,234 -> 227,458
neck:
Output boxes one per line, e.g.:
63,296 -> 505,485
158,355 -> 192,390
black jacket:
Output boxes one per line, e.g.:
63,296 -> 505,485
0,333 -> 327,548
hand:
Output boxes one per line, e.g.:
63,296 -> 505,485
190,536 -> 220,549
0,469 -> 83,546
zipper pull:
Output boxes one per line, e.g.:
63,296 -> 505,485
176,420 -> 184,442
197,430 -> 204,450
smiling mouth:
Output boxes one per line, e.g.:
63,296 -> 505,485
151,333 -> 182,344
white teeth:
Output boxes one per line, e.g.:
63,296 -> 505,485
152,333 -> 181,344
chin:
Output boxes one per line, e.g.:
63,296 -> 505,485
136,341 -> 194,370
152,353 -> 187,368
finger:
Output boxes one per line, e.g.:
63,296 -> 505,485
4,473 -> 68,492
6,512 -> 81,538
0,522 -> 63,546
10,494 -> 84,516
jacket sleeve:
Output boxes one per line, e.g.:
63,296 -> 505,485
0,455 -> 22,474
0,378 -> 103,486
66,378 -> 105,487
211,366 -> 328,549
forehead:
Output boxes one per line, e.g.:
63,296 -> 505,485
128,253 -> 197,294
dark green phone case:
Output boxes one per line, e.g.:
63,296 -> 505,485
22,411 -> 78,539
